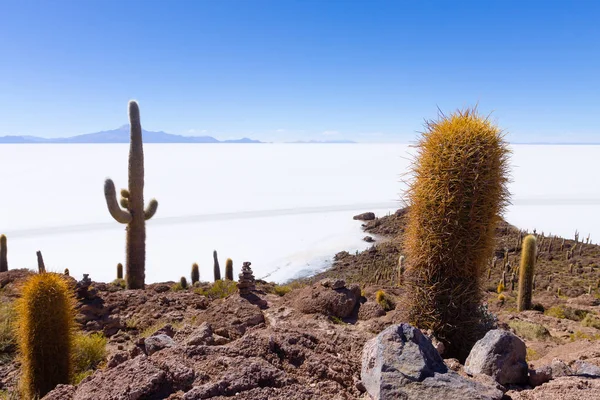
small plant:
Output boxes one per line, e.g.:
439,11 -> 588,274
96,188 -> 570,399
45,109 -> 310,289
195,279 -> 237,299
72,332 -> 106,382
225,258 -> 234,281
0,303 -> 16,359
16,273 -> 76,398
545,306 -> 566,319
375,290 -> 394,312
191,263 -> 200,285
497,280 -> 505,294
273,285 -> 292,297
517,235 -> 536,311
117,263 -> 123,280
329,316 -> 344,325
0,235 -> 7,272
180,277 -> 188,289
497,293 -> 506,303
111,278 -> 126,289
526,347 -> 540,362
508,320 -> 550,341
582,314 -> 600,330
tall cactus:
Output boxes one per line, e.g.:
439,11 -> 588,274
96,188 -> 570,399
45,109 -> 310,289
517,235 -> 536,311
404,108 -> 510,361
117,263 -> 123,280
104,101 -> 158,289
213,250 -> 221,281
225,258 -> 234,280
0,234 -> 7,272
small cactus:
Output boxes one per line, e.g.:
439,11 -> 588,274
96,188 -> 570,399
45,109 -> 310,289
225,258 -> 233,281
517,235 -> 536,311
0,234 -> 7,272
64,268 -> 69,276
213,250 -> 221,281
117,263 -> 123,280
16,273 -> 76,398
191,263 -> 200,284
497,279 -> 505,294
557,287 -> 562,296
36,251 -> 46,274
398,255 -> 405,285
180,277 -> 188,289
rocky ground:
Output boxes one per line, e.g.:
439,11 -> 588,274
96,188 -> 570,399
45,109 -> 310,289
0,208 -> 599,399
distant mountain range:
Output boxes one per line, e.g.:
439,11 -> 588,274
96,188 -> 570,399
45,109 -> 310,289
287,140 -> 356,144
0,125 -> 261,144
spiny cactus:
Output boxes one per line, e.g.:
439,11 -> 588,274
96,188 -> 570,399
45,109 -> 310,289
404,108 -> 510,361
16,273 -> 75,398
398,255 -> 405,285
225,258 -> 233,281
180,277 -> 188,289
0,234 -> 7,272
213,250 -> 221,281
517,235 -> 536,311
191,263 -> 200,284
117,263 -> 123,280
104,101 -> 158,289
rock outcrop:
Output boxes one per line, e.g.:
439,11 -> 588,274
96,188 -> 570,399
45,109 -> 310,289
464,329 -> 528,385
361,324 -> 504,400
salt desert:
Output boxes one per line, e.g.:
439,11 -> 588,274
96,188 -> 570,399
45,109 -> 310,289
1,143 -> 599,283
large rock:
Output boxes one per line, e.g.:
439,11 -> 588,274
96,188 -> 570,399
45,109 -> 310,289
572,360 -> 600,377
464,329 -> 528,385
361,324 -> 503,400
353,212 -> 376,221
293,283 -> 359,318
145,334 -> 176,355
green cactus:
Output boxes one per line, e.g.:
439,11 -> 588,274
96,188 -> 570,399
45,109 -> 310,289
0,234 -> 7,272
517,235 -> 536,311
104,101 -> 158,289
225,258 -> 233,280
404,108 -> 510,361
191,263 -> 200,284
213,250 -> 221,281
180,277 -> 188,289
117,263 -> 123,280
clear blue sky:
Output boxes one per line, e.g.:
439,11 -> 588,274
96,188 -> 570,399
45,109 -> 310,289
1,0 -> 599,143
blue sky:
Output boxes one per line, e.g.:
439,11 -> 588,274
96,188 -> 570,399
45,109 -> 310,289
0,0 -> 599,143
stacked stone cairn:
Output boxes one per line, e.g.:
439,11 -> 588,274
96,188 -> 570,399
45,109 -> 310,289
237,262 -> 255,295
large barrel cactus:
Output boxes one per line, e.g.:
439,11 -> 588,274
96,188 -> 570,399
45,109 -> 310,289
104,101 -> 158,289
517,235 -> 536,311
16,273 -> 75,398
405,108 -> 510,361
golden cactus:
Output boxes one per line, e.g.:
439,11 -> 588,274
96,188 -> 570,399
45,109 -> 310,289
225,258 -> 233,281
16,273 -> 76,398
404,108 -> 510,361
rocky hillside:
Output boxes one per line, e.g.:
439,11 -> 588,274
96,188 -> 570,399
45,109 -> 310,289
0,209 -> 599,399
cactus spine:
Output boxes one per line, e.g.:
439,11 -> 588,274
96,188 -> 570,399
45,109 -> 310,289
517,235 -> 536,311
104,101 -> 158,289
117,263 -> 123,280
191,263 -> 200,284
0,234 -> 7,272
213,250 -> 221,281
404,108 -> 510,361
225,258 -> 234,280
16,273 -> 75,398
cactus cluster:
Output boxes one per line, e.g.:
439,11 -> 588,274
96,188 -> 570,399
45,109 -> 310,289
104,101 -> 158,289
16,273 -> 76,398
404,108 -> 510,361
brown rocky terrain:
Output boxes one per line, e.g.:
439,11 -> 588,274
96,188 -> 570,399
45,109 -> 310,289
0,208 -> 599,399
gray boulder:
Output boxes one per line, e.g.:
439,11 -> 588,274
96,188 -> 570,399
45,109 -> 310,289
145,333 -> 176,355
186,322 -> 214,346
361,324 -> 503,400
465,329 -> 528,385
572,360 -> 600,377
